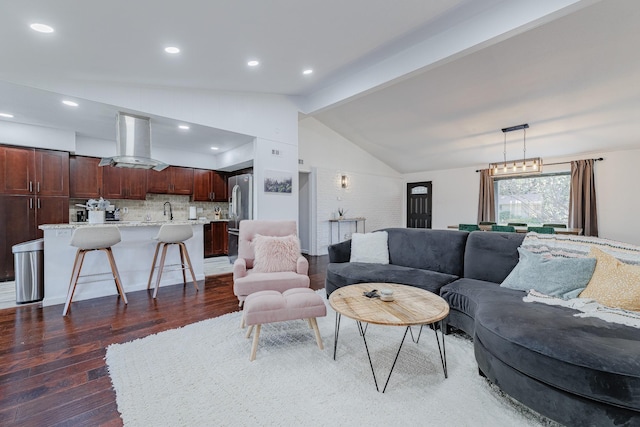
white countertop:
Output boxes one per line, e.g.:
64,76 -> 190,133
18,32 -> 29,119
39,219 -> 226,230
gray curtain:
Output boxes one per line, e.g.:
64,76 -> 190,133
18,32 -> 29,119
477,169 -> 495,223
569,159 -> 598,236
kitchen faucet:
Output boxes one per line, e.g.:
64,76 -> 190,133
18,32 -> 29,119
163,201 -> 173,221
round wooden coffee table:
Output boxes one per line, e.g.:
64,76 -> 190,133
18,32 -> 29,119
329,283 -> 450,393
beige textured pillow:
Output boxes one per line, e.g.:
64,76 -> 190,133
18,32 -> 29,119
252,234 -> 300,273
579,247 -> 640,311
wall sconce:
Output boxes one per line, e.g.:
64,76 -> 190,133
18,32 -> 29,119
341,174 -> 349,188
489,123 -> 543,177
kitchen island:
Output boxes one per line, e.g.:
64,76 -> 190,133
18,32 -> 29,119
39,220 -> 208,307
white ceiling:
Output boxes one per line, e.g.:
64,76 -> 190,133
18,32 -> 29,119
0,0 -> 638,173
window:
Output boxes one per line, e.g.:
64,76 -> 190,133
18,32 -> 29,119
494,173 -> 570,225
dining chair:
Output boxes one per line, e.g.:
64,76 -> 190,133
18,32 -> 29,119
491,225 -> 516,232
458,224 -> 481,232
507,222 -> 527,227
543,223 -> 567,228
527,226 -> 556,234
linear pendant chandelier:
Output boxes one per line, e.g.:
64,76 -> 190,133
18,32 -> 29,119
489,123 -> 542,177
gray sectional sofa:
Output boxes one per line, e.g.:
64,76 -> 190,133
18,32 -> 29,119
325,228 -> 640,427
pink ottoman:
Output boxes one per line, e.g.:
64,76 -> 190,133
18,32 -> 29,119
243,288 -> 327,361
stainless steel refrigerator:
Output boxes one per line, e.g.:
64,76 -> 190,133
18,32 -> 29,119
227,173 -> 253,262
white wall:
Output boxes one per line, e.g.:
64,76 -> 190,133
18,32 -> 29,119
403,167 -> 479,230
299,117 -> 403,255
593,149 -> 640,245
35,82 -> 299,145
403,148 -> 640,246
0,121 -> 75,152
299,117 -> 400,177
217,141 -> 255,171
253,137 -> 299,222
314,167 -> 403,254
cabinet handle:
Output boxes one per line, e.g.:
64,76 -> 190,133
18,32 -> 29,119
37,198 -> 41,209
37,182 -> 40,193
211,192 -> 215,201
29,181 -> 33,193
29,198 -> 33,209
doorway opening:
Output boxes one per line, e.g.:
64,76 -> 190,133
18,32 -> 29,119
298,171 -> 311,253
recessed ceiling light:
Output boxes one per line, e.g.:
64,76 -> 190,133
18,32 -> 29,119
30,23 -> 54,33
0,112 -> 14,118
303,69 -> 313,75
178,125 -> 190,130
210,146 -> 219,150
164,46 -> 180,54
247,60 -> 259,67
62,100 -> 78,107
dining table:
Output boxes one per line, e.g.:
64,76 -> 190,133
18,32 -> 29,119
447,224 -> 583,235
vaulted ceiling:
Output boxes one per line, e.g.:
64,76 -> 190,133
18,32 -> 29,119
0,0 -> 638,173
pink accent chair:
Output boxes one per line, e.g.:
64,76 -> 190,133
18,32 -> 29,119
233,220 -> 310,306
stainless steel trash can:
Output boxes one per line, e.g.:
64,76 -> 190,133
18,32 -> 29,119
12,238 -> 44,303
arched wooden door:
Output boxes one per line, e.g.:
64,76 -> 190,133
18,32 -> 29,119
407,181 -> 432,228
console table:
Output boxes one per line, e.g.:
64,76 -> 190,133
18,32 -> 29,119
329,217 -> 366,244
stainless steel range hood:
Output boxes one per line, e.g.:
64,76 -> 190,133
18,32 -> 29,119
99,112 -> 169,171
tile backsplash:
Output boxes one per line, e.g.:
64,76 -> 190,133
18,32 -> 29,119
70,194 -> 228,222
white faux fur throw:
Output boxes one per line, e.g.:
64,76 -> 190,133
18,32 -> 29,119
524,290 -> 640,328
252,234 -> 301,273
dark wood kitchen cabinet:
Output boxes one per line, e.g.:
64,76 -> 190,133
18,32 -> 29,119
146,166 -> 193,195
193,169 -> 227,202
0,145 -> 69,196
0,194 -> 68,280
35,149 -> 69,196
212,172 -> 227,202
102,166 -> 147,200
0,145 -> 69,280
69,155 -> 103,198
204,221 -> 228,257
0,146 -> 34,194
0,195 -> 35,280
34,196 -> 69,236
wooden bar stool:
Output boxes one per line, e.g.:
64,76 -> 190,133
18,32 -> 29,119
63,225 -> 128,316
147,224 -> 199,298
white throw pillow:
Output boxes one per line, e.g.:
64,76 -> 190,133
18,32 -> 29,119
350,231 -> 389,264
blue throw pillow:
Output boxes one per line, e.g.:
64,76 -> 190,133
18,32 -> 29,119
501,248 -> 596,299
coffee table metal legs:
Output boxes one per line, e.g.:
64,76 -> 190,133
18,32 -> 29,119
333,312 -> 448,392
333,312 -> 342,360
362,322 -> 410,393
433,321 -> 448,379
409,322 -> 448,379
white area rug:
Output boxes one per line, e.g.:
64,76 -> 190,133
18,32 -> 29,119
106,291 -> 558,427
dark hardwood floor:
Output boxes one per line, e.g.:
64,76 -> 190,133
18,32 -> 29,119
0,255 -> 328,426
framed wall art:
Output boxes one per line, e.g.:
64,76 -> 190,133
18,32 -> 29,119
264,170 -> 293,194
